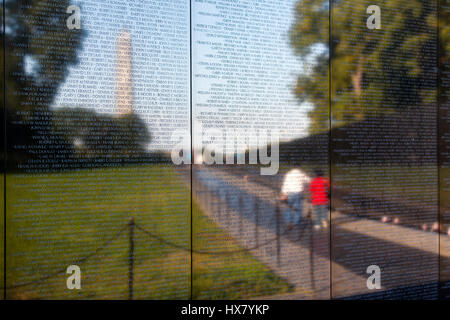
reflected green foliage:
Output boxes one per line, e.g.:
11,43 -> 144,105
2,0 -> 85,167
53,108 -> 150,159
4,0 -> 84,111
2,0 -> 151,168
290,0 -> 437,133
440,0 -> 450,102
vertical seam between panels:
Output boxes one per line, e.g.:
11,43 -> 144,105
189,0 -> 193,301
3,0 -> 6,300
328,0 -> 333,300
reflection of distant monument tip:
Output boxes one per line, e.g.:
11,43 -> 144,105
115,29 -> 133,116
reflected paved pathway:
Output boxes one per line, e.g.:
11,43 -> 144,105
192,166 -> 449,299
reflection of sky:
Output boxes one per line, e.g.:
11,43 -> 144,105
54,0 -> 318,151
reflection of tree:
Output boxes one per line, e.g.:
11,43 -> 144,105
1,1 -> 151,168
2,0 -> 85,167
53,108 -> 150,159
440,3 -> 450,102
290,0 -> 437,134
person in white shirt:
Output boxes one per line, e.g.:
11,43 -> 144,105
280,168 -> 309,229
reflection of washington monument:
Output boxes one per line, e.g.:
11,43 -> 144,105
115,30 -> 133,116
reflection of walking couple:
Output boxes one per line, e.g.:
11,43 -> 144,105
280,168 -> 330,231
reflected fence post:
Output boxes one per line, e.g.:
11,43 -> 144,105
208,186 -> 212,212
239,192 -> 243,238
223,189 -> 228,226
217,189 -> 221,219
128,216 -> 135,300
226,189 -> 230,228
276,202 -> 281,267
309,207 -> 315,292
254,196 -> 259,247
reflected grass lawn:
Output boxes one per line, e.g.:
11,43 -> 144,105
5,165 -> 289,299
193,201 -> 292,299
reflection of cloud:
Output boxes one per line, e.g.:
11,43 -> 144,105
24,55 -> 39,77
73,137 -> 84,148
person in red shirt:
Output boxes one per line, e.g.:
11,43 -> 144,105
309,169 -> 330,230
